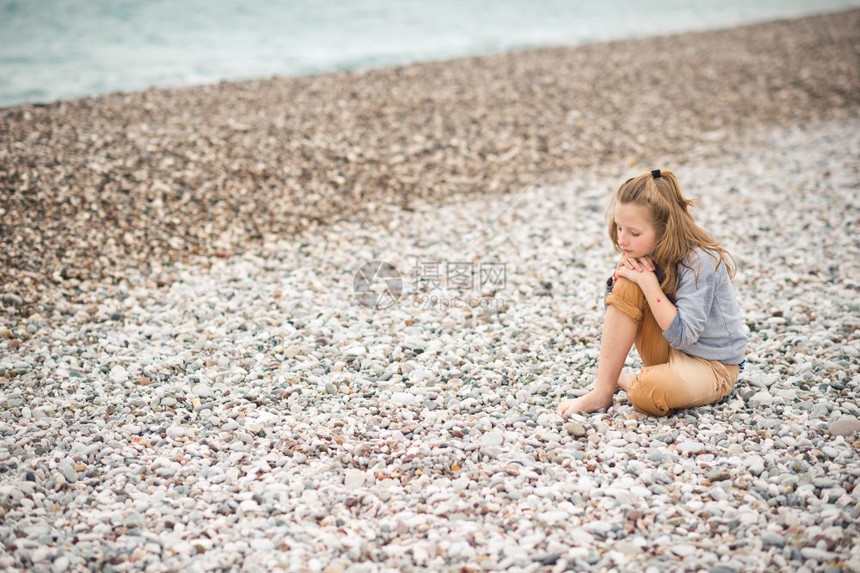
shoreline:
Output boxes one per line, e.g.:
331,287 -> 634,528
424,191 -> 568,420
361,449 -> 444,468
2,5 -> 859,111
1,9 -> 859,318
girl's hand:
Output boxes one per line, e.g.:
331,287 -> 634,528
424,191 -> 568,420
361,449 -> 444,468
615,255 -> 656,285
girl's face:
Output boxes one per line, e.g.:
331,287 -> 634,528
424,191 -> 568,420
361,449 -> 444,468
614,202 -> 658,259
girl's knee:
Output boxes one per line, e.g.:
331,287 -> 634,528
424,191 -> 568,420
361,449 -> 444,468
610,277 -> 644,301
628,376 -> 672,417
606,278 -> 647,322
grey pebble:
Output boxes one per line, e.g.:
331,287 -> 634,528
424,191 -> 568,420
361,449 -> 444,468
829,417 -> 860,437
57,461 -> 77,484
677,441 -> 704,455
800,547 -> 837,561
761,532 -> 785,548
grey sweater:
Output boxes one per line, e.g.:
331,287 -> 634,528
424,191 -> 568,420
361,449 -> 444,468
663,248 -> 747,364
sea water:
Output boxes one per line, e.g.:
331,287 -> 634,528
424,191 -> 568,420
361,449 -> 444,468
0,0 -> 857,108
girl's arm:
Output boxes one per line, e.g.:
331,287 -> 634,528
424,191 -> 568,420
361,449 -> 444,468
637,274 -> 678,330
615,257 -> 677,330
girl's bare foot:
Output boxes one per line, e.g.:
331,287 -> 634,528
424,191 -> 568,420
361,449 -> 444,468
617,370 -> 635,392
557,389 -> 614,418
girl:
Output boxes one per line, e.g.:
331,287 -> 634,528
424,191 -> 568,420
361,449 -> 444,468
558,169 -> 747,418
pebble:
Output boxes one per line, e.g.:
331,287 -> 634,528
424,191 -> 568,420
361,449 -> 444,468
565,422 -> 587,438
707,470 -> 732,482
800,548 -> 838,562
52,556 -> 70,573
2,294 -> 24,307
481,431 -> 504,448
569,529 -> 595,546
748,390 -> 772,408
670,544 -> 698,557
108,365 -> 128,384
57,460 -> 77,484
829,417 -> 860,437
391,392 -> 419,406
761,532 -> 785,548
615,541 -> 642,555
677,441 -> 704,455
344,469 -> 366,490
746,456 -> 765,476
192,383 -> 214,398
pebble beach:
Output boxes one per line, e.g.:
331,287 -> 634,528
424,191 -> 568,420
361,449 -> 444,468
1,8 -> 860,573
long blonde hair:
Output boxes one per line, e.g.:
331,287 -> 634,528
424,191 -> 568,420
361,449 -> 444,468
607,170 -> 735,298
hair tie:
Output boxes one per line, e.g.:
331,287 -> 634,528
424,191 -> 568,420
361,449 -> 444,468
651,169 -> 661,179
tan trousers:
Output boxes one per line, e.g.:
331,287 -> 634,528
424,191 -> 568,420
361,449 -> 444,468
606,278 -> 739,417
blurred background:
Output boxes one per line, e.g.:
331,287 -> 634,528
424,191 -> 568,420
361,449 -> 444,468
1,0 -> 858,108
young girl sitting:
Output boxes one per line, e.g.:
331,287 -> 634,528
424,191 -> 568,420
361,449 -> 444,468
558,169 -> 747,418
